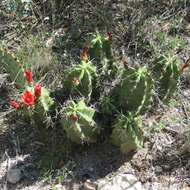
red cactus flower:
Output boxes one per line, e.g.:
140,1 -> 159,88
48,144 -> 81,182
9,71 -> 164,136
123,60 -> 128,67
70,114 -> 78,122
81,46 -> 89,62
180,58 -> 190,74
34,84 -> 42,97
21,91 -> 36,107
107,32 -> 112,41
10,100 -> 20,110
24,70 -> 33,84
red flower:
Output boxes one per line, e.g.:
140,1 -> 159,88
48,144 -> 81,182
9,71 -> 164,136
24,70 -> 33,84
34,84 -> 42,97
10,100 -> 20,110
81,46 -> 89,62
21,91 -> 36,107
107,32 -> 112,41
70,114 -> 78,122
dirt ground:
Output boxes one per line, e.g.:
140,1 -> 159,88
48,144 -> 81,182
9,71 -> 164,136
1,0 -> 190,189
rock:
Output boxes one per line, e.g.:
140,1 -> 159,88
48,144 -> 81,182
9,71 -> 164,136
83,179 -> 97,190
7,168 -> 22,184
45,37 -> 54,48
98,174 -> 142,190
53,184 -> 66,190
22,163 -> 38,181
0,74 -> 7,87
2,154 -> 37,184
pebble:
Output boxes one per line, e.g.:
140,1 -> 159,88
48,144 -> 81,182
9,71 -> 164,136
53,184 -> 66,190
7,168 -> 22,184
83,179 -> 97,190
98,174 -> 142,190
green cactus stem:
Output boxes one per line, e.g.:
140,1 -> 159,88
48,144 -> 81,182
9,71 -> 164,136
88,32 -> 118,79
61,99 -> 99,144
110,114 -> 143,154
89,32 -> 112,61
153,54 -> 180,102
64,60 -> 97,98
24,86 -> 54,127
111,66 -> 154,114
0,47 -> 25,89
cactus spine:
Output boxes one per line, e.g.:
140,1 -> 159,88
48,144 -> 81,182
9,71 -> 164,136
61,99 -> 99,144
111,66 -> 154,114
153,54 -> 180,102
110,114 -> 143,154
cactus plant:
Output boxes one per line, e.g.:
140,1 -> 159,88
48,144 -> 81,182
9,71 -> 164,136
61,99 -> 99,144
33,87 -> 54,124
88,32 -> 118,79
64,60 -> 97,98
0,47 -> 25,89
38,87 -> 54,112
89,32 -> 112,61
111,66 -> 154,114
23,86 -> 54,127
110,113 -> 143,154
153,54 -> 180,102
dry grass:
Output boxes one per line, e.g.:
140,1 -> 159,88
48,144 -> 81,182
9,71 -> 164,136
1,0 -> 190,189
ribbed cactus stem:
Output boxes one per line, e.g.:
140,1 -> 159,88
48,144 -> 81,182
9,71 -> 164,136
89,32 -> 115,70
111,66 -> 154,114
64,60 -> 97,98
61,99 -> 99,144
153,54 -> 180,102
0,47 -> 25,89
110,114 -> 143,154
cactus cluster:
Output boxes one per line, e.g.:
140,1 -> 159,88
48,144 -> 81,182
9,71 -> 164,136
0,47 -> 54,128
2,32 -> 183,153
60,32 -> 183,152
61,99 -> 99,144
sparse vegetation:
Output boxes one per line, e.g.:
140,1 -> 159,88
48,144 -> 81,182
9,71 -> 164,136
1,0 -> 190,189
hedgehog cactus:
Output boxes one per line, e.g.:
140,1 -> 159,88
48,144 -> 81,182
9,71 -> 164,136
110,114 -> 143,154
25,86 -> 54,127
64,60 -> 97,98
153,54 -> 180,102
61,99 -> 99,144
0,47 -> 25,89
38,87 -> 54,112
89,32 -> 112,61
88,32 -> 118,78
111,66 -> 154,114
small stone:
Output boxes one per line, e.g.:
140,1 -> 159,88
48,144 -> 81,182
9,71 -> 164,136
155,166 -> 162,174
44,16 -> 50,21
46,37 -> 54,48
98,174 -> 142,190
83,179 -> 97,190
53,184 -> 65,190
7,168 -> 22,184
